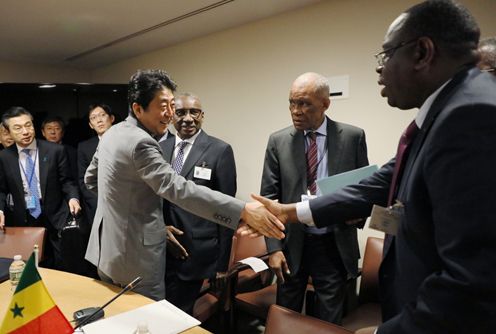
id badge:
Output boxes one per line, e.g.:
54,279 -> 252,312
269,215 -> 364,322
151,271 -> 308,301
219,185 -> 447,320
25,195 -> 37,209
369,202 -> 404,235
194,166 -> 212,180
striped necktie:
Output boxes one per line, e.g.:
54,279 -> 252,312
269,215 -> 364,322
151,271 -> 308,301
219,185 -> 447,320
306,132 -> 318,195
172,141 -> 188,173
22,149 -> 41,218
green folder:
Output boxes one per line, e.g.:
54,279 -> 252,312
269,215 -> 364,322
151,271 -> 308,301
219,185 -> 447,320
316,165 -> 379,195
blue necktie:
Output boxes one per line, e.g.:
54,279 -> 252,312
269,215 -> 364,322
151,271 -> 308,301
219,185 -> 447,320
22,149 -> 41,218
172,141 -> 188,173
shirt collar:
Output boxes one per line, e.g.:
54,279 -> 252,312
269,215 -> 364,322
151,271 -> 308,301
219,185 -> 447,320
416,79 -> 451,128
304,117 -> 327,137
175,129 -> 202,147
16,139 -> 37,154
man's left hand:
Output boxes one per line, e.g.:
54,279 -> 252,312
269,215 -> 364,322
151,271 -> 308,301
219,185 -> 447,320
68,199 -> 81,215
166,226 -> 189,260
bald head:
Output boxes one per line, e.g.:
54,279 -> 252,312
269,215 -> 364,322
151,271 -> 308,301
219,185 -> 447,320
289,72 -> 330,131
478,37 -> 496,76
291,72 -> 330,100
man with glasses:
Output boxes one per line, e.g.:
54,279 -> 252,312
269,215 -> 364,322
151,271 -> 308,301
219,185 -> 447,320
248,1 -> 496,333
0,107 -> 81,269
77,103 -> 115,228
478,37 -> 496,76
84,70 -> 285,300
160,92 -> 236,314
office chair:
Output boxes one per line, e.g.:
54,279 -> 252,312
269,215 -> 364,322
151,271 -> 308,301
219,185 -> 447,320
265,304 -> 353,334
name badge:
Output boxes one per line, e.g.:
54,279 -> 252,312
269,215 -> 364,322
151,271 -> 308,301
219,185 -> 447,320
194,166 -> 212,180
369,202 -> 404,235
25,195 -> 37,209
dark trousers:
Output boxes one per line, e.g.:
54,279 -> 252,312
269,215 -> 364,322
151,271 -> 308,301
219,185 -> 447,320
276,233 -> 347,325
165,268 -> 204,315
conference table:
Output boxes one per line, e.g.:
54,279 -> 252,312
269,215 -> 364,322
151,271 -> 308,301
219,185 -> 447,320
0,268 -> 210,333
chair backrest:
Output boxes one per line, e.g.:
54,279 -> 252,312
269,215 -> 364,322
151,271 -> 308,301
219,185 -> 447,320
0,227 -> 46,263
358,237 -> 384,304
228,234 -> 267,268
265,305 -> 353,334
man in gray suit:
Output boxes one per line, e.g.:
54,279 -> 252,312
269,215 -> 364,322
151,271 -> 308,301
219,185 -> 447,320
261,72 -> 368,324
85,69 -> 284,300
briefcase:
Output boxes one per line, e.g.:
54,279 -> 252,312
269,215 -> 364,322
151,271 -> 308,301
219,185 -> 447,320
60,214 -> 89,275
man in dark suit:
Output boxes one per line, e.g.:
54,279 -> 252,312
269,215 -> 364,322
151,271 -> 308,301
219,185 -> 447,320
161,93 -> 236,314
252,1 -> 496,333
77,103 -> 115,227
0,123 -> 14,150
0,107 -> 81,268
261,72 -> 368,324
41,116 -> 78,182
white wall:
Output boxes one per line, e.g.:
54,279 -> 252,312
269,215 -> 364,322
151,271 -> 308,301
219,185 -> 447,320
0,60 -> 89,83
89,0 -> 496,251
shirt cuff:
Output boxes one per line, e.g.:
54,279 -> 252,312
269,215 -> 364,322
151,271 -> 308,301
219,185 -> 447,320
296,201 -> 315,226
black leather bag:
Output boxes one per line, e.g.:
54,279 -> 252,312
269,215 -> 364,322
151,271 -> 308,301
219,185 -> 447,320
60,214 -> 89,275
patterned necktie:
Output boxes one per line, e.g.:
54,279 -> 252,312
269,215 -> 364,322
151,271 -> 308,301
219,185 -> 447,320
172,141 -> 188,173
387,120 -> 420,206
22,149 -> 41,218
306,132 -> 318,195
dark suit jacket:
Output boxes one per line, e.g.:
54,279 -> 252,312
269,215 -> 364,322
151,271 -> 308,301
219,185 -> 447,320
261,117 -> 368,277
63,144 -> 78,184
160,130 -> 236,280
310,67 -> 496,333
77,136 -> 99,225
0,139 -> 79,230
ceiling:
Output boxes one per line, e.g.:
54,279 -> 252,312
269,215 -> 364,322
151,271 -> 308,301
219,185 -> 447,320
0,0 -> 322,70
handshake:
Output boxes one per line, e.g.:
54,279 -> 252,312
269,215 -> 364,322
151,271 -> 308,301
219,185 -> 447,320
238,194 -> 298,239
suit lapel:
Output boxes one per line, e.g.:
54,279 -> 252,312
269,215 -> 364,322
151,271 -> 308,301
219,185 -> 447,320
160,137 -> 176,163
398,67 -> 471,198
181,131 -> 210,177
326,117 -> 344,177
37,141 -> 49,199
290,128 -> 308,192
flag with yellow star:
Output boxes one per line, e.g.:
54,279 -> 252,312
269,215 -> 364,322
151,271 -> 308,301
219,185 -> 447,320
0,253 -> 72,334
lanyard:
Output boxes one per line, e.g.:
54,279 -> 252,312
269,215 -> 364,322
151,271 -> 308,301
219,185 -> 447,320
19,149 -> 38,191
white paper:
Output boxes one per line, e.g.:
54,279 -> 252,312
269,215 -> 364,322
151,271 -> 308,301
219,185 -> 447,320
238,257 -> 268,273
81,299 -> 200,334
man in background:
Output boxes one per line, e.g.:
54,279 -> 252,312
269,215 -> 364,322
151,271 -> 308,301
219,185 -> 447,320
77,103 -> 115,227
262,72 -> 368,324
0,107 -> 80,268
84,69 -> 285,300
0,124 -> 14,149
41,116 -> 77,181
161,93 -> 236,314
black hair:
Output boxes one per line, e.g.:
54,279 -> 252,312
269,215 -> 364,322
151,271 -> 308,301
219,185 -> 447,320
128,69 -> 177,118
41,115 -> 65,130
403,0 -> 480,60
87,103 -> 114,121
1,106 -> 33,129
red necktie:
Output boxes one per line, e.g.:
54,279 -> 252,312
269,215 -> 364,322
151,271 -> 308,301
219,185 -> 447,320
387,120 -> 420,206
306,132 -> 318,195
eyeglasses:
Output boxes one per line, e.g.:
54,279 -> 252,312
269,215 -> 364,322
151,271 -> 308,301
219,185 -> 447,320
89,113 -> 109,122
374,38 -> 418,67
175,108 -> 202,119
